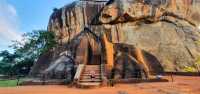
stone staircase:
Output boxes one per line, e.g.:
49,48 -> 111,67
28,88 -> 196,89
76,65 -> 102,88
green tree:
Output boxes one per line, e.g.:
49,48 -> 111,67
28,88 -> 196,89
0,30 -> 57,76
11,30 -> 57,61
11,30 -> 57,75
0,50 -> 19,64
0,50 -> 18,75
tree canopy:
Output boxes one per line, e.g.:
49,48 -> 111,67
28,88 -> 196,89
0,30 -> 57,76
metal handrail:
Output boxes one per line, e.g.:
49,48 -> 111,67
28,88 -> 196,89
74,64 -> 85,83
100,63 -> 108,85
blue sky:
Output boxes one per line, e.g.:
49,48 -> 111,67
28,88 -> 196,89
0,0 -> 76,52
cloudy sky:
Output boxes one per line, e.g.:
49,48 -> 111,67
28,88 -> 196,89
0,0 -> 75,52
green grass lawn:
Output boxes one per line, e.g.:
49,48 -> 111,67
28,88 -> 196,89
0,79 -> 22,87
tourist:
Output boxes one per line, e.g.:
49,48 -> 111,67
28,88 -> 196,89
90,70 -> 96,82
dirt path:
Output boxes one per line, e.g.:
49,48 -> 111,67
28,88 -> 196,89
0,76 -> 199,94
133,76 -> 200,94
0,84 -> 150,94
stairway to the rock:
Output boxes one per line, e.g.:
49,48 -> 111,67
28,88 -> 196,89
76,65 -> 102,88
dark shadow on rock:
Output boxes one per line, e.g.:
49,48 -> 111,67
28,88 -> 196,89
29,51 -> 53,77
113,43 -> 164,76
142,50 -> 164,75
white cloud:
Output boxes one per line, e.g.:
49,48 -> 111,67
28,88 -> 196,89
0,0 -> 22,51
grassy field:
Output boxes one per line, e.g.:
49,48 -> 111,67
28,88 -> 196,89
0,79 -> 22,87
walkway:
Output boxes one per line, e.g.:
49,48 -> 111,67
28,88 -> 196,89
0,76 -> 200,94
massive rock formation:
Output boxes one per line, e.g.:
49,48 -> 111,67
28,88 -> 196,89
30,0 -> 200,80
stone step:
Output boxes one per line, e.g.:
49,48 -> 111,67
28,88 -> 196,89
80,78 -> 101,81
81,74 -> 101,76
77,82 -> 101,88
84,68 -> 100,70
85,65 -> 99,67
81,76 -> 101,79
80,79 -> 102,82
85,65 -> 100,68
81,73 -> 100,77
76,65 -> 102,88
85,66 -> 100,68
81,75 -> 101,78
78,82 -> 101,86
84,68 -> 100,71
83,72 -> 100,74
84,69 -> 100,71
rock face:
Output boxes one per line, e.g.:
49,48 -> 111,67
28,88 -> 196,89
31,0 -> 200,80
98,0 -> 200,72
48,0 -> 107,44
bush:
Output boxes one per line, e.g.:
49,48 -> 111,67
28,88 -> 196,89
184,66 -> 196,72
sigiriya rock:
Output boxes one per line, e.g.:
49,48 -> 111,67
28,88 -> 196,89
28,0 -> 200,87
